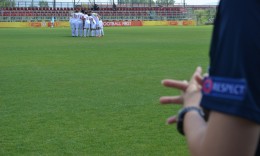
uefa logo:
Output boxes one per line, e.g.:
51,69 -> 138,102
203,78 -> 213,94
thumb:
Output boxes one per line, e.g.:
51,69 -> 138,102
190,66 -> 202,84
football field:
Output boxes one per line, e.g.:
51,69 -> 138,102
0,26 -> 212,155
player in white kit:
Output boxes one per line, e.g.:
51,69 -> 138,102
83,11 -> 91,37
92,13 -> 100,37
72,8 -> 84,37
69,11 -> 76,37
99,16 -> 104,37
89,15 -> 96,37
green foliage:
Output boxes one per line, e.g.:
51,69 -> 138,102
0,26 -> 212,155
156,0 -> 175,6
39,0 -> 49,8
194,9 -> 216,25
0,0 -> 15,7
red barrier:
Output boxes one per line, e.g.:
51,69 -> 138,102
29,22 -> 41,27
168,21 -> 178,26
131,21 -> 143,26
182,20 -> 195,26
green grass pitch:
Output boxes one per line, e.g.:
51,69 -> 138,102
0,26 -> 212,155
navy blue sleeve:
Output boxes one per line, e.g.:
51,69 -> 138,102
200,0 -> 260,124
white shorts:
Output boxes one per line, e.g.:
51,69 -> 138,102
84,21 -> 90,29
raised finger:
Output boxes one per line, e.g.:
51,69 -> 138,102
167,116 -> 177,124
160,96 -> 183,104
190,66 -> 202,84
162,79 -> 188,91
195,74 -> 203,85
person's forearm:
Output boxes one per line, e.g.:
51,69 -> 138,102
184,111 -> 207,156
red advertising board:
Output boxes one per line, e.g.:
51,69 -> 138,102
29,22 -> 42,27
182,20 -> 194,26
131,21 -> 143,26
168,21 -> 178,26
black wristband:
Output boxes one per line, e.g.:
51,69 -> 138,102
177,106 -> 205,136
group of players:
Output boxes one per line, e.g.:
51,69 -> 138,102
69,9 -> 104,37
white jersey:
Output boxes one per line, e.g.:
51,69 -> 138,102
84,14 -> 90,29
73,12 -> 84,22
84,15 -> 90,24
89,16 -> 96,25
92,13 -> 100,26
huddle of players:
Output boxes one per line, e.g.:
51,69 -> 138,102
70,9 -> 104,37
